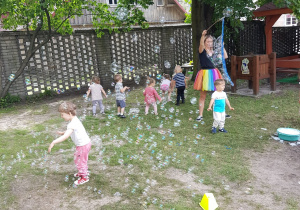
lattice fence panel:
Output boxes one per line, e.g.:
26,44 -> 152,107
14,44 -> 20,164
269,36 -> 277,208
17,32 -> 98,95
174,27 -> 193,66
110,29 -> 162,86
236,21 -> 265,56
273,26 -> 300,58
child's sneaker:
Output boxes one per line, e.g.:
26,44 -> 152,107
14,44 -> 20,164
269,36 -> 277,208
74,171 -> 90,178
196,116 -> 203,122
219,128 -> 228,133
74,176 -> 89,185
211,127 -> 217,134
225,114 -> 231,118
120,114 -> 126,118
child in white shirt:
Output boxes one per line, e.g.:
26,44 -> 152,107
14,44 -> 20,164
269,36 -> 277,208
207,79 -> 234,133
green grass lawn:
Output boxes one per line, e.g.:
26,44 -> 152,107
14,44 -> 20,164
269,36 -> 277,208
0,85 -> 299,209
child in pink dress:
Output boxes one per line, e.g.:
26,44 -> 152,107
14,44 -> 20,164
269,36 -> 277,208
143,78 -> 162,115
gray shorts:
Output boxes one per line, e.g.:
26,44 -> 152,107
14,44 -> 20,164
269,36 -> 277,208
116,100 -> 126,108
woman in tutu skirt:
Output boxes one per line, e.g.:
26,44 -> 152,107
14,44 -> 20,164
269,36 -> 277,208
194,30 -> 228,121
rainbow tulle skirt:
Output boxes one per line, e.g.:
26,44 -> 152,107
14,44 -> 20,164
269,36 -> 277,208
193,69 -> 223,91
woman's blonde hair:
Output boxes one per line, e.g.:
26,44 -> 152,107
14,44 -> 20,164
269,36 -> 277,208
204,35 -> 214,44
58,101 -> 76,116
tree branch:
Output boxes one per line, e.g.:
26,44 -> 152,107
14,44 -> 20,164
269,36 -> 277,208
32,7 -> 52,53
54,11 -> 72,33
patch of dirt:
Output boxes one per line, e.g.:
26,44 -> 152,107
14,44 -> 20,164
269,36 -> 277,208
222,142 -> 300,209
0,95 -> 86,131
165,167 -> 212,193
11,174 -> 122,210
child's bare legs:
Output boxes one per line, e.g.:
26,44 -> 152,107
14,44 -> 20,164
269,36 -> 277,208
120,107 -> 125,115
167,90 -> 171,101
145,104 -> 150,115
117,107 -> 121,115
153,103 -> 158,115
199,90 -> 207,117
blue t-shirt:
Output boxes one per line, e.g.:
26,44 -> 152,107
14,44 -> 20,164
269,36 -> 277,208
172,73 -> 185,88
211,91 -> 227,112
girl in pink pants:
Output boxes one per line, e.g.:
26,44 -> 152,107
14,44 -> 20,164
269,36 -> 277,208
48,101 -> 91,186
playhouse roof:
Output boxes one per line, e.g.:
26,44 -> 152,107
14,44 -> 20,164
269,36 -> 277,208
253,2 -> 293,17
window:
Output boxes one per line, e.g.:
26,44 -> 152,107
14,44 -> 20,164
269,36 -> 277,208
157,0 -> 164,6
108,0 -> 118,5
285,14 -> 298,26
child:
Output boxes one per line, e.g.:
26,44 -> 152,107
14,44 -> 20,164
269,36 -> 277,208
160,74 -> 171,101
48,101 -> 91,185
86,76 -> 107,116
207,79 -> 234,133
171,65 -> 187,106
144,78 -> 162,115
114,74 -> 129,118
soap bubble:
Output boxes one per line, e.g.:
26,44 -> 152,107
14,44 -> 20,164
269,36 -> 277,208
131,33 -> 138,43
111,82 -> 115,86
170,37 -> 175,44
111,62 -> 120,74
223,7 -> 233,17
174,119 -> 181,127
123,65 -> 130,75
8,74 -> 15,81
169,107 -> 174,113
211,52 -> 223,66
190,97 -> 197,105
129,66 -> 134,72
154,45 -> 160,54
156,74 -> 162,80
193,124 -> 198,129
65,175 -> 69,182
25,79 -> 31,85
134,75 -> 140,84
115,7 -> 128,21
164,61 -> 171,68
160,16 -> 165,24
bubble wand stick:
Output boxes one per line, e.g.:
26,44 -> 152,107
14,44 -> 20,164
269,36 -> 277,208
206,17 -> 225,32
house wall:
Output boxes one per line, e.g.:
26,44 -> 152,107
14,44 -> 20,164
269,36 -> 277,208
69,0 -> 186,26
273,14 -> 299,27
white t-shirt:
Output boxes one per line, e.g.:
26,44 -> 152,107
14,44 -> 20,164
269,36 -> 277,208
89,84 -> 103,101
67,116 -> 91,146
211,91 -> 227,113
161,79 -> 171,87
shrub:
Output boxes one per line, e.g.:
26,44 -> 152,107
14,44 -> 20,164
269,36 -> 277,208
0,94 -> 21,108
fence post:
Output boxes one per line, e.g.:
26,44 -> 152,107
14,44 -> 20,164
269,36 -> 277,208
161,26 -> 175,76
269,52 -> 276,91
94,30 -> 112,90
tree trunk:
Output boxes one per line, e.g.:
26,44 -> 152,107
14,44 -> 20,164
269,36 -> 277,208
191,0 -> 214,80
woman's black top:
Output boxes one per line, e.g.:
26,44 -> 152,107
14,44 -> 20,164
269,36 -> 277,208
199,49 -> 215,69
